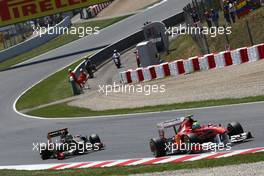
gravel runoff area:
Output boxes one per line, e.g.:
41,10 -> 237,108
69,47 -> 264,111
97,0 -> 160,18
130,162 -> 264,176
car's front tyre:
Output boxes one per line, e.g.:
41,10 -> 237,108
89,134 -> 103,149
227,122 -> 244,136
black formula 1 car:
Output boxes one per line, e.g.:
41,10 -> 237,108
150,115 -> 253,157
40,128 -> 104,160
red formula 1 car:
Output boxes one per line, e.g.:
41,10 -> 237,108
150,115 -> 253,157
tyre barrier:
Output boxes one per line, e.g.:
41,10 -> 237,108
120,43 -> 264,84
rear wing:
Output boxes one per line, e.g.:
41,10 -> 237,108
157,115 -> 194,130
47,128 -> 68,139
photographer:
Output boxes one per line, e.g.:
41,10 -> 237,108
112,50 -> 121,69
84,59 -> 96,78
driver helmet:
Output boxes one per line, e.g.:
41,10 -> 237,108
114,50 -> 117,53
74,135 -> 81,139
62,129 -> 69,136
192,121 -> 201,129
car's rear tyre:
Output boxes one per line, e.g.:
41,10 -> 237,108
227,122 -> 244,136
150,138 -> 166,157
183,134 -> 200,154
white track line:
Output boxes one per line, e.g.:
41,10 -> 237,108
14,98 -> 264,120
147,0 -> 167,9
0,164 -> 57,170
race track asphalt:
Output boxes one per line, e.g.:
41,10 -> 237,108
0,0 -> 263,166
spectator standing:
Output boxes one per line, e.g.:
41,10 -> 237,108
134,50 -> 141,68
68,69 -> 78,84
223,1 -> 231,24
191,9 -> 200,23
211,9 -> 220,27
229,2 -> 237,23
80,9 -> 84,19
77,68 -> 88,89
204,10 -> 213,28
246,0 -> 254,10
68,68 -> 82,95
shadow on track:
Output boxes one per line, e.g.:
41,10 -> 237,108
0,45 -> 109,72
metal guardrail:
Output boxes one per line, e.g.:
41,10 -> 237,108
0,17 -> 72,62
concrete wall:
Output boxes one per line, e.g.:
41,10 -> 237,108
74,12 -> 185,75
0,17 -> 72,62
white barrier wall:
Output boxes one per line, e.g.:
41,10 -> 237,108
198,56 -> 209,71
168,61 -> 179,76
214,52 -> 225,68
0,17 -> 72,62
231,49 -> 241,65
131,70 -> 139,83
183,59 -> 193,73
119,43 -> 264,84
248,46 -> 259,62
155,65 -> 165,79
143,68 -> 151,81
83,1 -> 112,19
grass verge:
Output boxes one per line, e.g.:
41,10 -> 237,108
16,59 -> 85,111
0,15 -> 131,71
162,35 -> 202,62
27,95 -> 264,118
0,42 -> 3,50
1,152 -> 263,176
207,7 -> 264,52
162,7 -> 264,62
16,14 -> 132,111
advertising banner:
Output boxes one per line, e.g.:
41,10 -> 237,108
0,0 -> 109,27
235,0 -> 251,18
